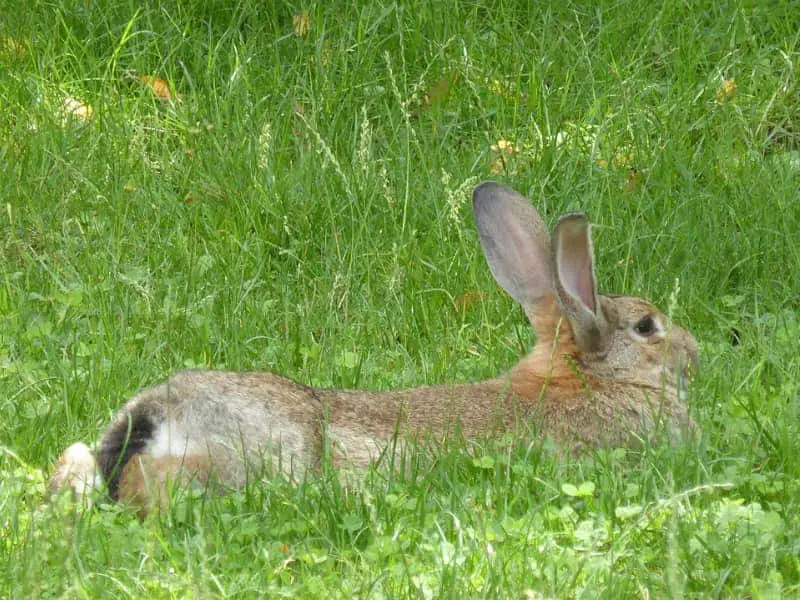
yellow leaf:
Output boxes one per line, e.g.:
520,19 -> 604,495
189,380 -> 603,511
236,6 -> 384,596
490,139 -> 517,156
715,78 -> 737,104
1,36 -> 26,59
293,10 -> 311,36
611,151 -> 634,169
489,155 -> 506,175
61,96 -> 93,122
488,78 -> 516,100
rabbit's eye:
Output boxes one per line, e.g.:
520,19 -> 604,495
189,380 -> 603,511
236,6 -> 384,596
634,315 -> 656,336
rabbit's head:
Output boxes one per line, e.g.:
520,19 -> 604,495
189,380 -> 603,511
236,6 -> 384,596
473,182 -> 698,402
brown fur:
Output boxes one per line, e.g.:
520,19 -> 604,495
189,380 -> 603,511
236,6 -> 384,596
117,455 -> 216,518
48,182 -> 700,516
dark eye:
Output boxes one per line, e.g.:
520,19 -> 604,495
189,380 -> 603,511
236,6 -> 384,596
634,315 -> 656,336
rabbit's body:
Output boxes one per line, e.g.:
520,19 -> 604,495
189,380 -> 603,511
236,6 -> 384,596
50,182 -> 698,515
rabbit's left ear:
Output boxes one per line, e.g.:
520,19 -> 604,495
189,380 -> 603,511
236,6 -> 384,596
552,214 -> 609,353
473,181 -> 554,310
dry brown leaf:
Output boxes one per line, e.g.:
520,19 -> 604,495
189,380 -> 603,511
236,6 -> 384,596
140,75 -> 176,101
455,290 -> 487,313
424,72 -> 457,107
293,10 -> 311,36
622,168 -> 642,192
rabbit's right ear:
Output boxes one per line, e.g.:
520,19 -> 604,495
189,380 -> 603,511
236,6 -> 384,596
552,213 -> 609,353
473,182 -> 553,308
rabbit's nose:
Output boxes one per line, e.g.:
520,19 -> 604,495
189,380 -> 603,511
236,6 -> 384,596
679,338 -> 700,378
686,347 -> 700,377
665,327 -> 699,377
683,332 -> 700,376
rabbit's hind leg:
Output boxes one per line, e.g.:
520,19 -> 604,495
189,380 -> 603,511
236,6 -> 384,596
116,453 -> 215,518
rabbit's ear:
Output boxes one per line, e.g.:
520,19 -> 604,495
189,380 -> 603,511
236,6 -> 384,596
473,182 -> 553,308
553,214 -> 608,353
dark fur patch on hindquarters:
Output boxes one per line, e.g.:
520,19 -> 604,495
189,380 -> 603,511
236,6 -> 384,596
98,405 -> 156,501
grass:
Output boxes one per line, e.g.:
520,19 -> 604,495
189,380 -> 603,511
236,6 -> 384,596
1,0 -> 799,596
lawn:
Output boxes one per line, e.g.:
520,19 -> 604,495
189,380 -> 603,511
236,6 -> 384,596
1,0 -> 799,597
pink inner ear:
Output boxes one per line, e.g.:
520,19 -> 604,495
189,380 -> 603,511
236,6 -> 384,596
473,182 -> 554,307
568,251 -> 595,313
557,220 -> 597,314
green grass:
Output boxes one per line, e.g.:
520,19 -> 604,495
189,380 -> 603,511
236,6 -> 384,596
1,0 -> 799,596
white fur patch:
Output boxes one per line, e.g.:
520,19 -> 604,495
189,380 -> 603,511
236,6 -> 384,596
51,442 -> 101,507
147,422 -> 200,459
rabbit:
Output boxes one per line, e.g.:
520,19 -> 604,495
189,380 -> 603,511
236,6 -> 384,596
49,181 -> 699,515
